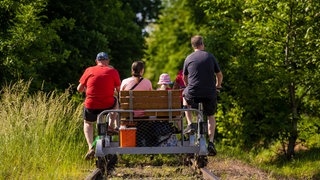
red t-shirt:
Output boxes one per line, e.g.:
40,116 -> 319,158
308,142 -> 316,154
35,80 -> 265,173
79,65 -> 121,109
175,70 -> 185,103
175,70 -> 185,88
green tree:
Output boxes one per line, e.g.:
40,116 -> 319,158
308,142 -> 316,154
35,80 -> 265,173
201,0 -> 320,159
122,0 -> 162,29
241,0 -> 320,159
1,0 -> 161,91
144,0 -> 205,85
0,0 -> 72,91
145,0 -> 320,160
198,0 -> 250,147
42,0 -> 145,88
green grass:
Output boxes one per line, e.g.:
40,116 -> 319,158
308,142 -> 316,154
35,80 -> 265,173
0,80 -> 91,179
261,146 -> 320,179
1,80 -> 319,179
217,143 -> 320,179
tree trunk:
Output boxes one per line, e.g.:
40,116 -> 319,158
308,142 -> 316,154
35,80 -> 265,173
287,125 -> 297,160
287,83 -> 298,160
285,5 -> 298,160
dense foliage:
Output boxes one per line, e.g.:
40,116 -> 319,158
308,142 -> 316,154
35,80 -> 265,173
144,0 -> 320,159
0,0 -> 161,91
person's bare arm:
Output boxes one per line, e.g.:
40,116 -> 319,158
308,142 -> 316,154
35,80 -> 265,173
114,86 -> 120,97
216,71 -> 223,88
77,83 -> 86,93
115,86 -> 120,93
183,75 -> 188,86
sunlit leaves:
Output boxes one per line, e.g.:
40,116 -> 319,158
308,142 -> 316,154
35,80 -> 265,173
144,0 -> 198,84
195,0 -> 320,152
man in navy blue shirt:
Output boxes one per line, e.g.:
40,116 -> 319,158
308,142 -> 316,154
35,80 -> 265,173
183,35 -> 223,156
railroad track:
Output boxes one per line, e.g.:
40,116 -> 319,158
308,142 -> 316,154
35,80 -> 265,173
85,168 -> 101,180
85,157 -> 220,180
190,159 -> 220,180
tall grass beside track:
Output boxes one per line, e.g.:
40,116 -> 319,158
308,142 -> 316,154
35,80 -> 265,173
0,81 -> 91,179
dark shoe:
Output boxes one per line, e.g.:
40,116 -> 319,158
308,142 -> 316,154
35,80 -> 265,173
207,142 -> 217,156
84,149 -> 95,160
183,124 -> 195,134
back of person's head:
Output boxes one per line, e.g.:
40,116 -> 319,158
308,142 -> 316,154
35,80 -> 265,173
131,61 -> 145,77
191,35 -> 203,49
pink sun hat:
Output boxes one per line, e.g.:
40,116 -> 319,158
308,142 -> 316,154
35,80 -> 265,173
157,73 -> 173,85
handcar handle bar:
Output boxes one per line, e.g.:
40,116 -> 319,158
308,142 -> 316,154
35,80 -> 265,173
97,108 -> 203,124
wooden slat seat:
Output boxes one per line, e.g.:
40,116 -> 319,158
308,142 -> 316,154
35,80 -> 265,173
119,90 -> 182,120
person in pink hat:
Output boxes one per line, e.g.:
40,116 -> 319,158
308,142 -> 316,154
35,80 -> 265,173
157,73 -> 182,134
157,73 -> 173,90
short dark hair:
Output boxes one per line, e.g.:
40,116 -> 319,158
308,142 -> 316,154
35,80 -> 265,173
191,35 -> 203,49
131,61 -> 145,77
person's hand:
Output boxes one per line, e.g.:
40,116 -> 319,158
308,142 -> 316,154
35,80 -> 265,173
216,87 -> 222,102
216,87 -> 222,93
113,90 -> 119,97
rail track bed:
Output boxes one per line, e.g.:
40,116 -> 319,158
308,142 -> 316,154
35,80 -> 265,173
86,155 -> 220,180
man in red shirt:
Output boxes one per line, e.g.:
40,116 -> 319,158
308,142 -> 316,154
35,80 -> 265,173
77,52 -> 121,160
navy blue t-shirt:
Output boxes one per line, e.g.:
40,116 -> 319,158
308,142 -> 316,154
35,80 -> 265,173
183,50 -> 221,98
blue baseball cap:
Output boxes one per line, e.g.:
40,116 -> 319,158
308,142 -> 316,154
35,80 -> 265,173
96,52 -> 109,61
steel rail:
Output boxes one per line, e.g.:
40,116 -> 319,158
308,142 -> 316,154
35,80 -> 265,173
200,167 -> 220,180
190,159 -> 220,180
85,168 -> 102,180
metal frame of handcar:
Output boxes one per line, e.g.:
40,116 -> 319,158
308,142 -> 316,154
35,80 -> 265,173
95,108 -> 208,157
